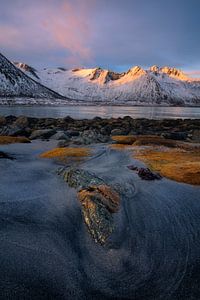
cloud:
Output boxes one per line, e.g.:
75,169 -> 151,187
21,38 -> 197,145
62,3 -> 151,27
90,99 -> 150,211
0,0 -> 95,66
0,0 -> 200,70
0,26 -> 21,48
186,70 -> 200,78
43,0 -> 94,66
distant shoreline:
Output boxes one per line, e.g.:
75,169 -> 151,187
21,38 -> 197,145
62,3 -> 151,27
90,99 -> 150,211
0,101 -> 200,108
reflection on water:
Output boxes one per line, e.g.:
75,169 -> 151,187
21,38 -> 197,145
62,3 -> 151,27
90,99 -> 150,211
0,105 -> 200,119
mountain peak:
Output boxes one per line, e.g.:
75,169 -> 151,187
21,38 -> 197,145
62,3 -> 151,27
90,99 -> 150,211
13,61 -> 39,79
127,66 -> 146,76
150,65 -> 159,72
160,66 -> 188,80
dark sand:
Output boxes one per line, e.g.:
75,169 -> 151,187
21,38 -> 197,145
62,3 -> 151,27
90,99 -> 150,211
0,141 -> 200,299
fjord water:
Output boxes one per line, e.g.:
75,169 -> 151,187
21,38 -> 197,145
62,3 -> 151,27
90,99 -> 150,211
0,105 -> 200,119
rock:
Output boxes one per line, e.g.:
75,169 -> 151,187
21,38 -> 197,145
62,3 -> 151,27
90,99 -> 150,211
13,116 -> 29,128
57,140 -> 71,148
58,167 -> 120,244
30,129 -> 56,140
190,130 -> 200,142
66,130 -> 80,137
44,118 -> 57,127
5,115 -> 17,124
0,116 -> 6,126
72,130 -> 110,145
63,116 -> 74,123
0,125 -> 31,137
50,131 -> 70,140
0,136 -> 30,144
0,151 -> 14,160
161,132 -> 188,141
128,165 -> 162,180
111,128 -> 128,136
58,167 -> 104,189
79,185 -> 120,213
78,189 -> 114,244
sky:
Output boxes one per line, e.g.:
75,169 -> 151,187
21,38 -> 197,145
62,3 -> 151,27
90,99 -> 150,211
0,0 -> 200,75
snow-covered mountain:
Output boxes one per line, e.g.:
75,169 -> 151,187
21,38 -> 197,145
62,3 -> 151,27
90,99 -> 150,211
14,61 -> 200,106
0,53 -> 66,101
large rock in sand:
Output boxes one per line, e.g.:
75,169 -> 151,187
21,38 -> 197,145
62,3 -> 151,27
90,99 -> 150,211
58,167 -> 120,244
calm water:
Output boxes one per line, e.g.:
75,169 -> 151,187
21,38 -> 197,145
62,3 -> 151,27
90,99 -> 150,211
0,105 -> 200,119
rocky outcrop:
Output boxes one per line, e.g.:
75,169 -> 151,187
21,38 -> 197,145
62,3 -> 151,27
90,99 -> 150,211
58,167 -> 120,244
0,116 -> 200,144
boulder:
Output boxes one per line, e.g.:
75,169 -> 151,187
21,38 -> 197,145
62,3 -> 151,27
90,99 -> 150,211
0,125 -> 31,137
57,140 -> 71,148
58,167 -> 120,244
190,130 -> 200,143
13,116 -> 29,128
161,132 -> 188,141
50,131 -> 70,140
30,129 -> 56,140
72,130 -> 110,145
0,116 -> 7,126
0,151 -> 14,160
111,128 -> 128,136
78,189 -> 114,244
79,185 -> 120,213
128,165 -> 162,180
58,167 -> 104,189
66,130 -> 80,137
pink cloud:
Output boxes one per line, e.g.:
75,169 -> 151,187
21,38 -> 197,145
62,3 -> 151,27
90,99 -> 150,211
43,0 -> 95,66
186,70 -> 200,79
0,26 -> 22,49
186,70 -> 200,75
0,0 -> 95,66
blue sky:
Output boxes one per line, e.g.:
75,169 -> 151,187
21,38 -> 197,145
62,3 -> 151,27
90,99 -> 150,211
0,0 -> 200,75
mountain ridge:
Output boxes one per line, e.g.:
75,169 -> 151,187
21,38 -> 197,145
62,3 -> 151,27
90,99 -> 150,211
0,53 -> 67,101
1,53 -> 200,106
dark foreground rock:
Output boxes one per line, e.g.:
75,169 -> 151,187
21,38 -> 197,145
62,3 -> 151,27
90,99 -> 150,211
30,129 -> 56,140
58,167 -> 120,244
0,151 -> 14,160
58,168 -> 105,189
128,165 -> 162,180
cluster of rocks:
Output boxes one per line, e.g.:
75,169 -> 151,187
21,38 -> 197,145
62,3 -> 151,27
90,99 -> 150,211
0,115 -> 200,145
58,167 -> 120,244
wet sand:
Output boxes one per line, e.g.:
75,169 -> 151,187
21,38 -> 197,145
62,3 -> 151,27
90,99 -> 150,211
0,141 -> 200,299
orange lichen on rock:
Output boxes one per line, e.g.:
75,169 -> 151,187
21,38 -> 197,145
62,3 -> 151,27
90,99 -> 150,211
77,184 -> 120,244
40,147 -> 91,159
0,136 -> 30,144
135,148 -> 200,185
111,135 -> 137,145
78,184 -> 120,213
112,135 -> 179,147
110,143 -> 133,150
111,135 -> 200,151
133,136 -> 178,147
